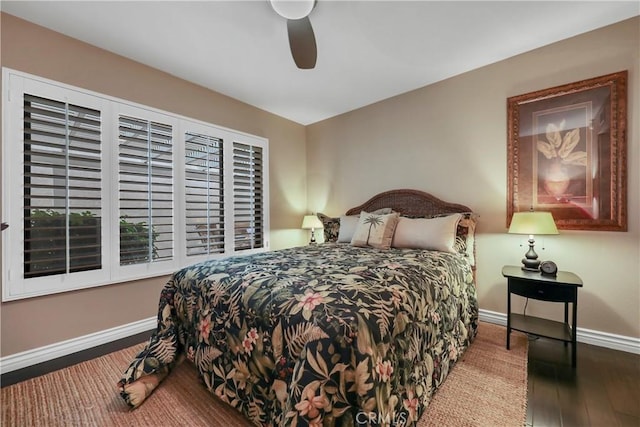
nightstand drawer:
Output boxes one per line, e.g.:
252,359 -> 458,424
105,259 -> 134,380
509,279 -> 575,302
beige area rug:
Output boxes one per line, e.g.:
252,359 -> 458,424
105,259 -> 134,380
1,322 -> 527,427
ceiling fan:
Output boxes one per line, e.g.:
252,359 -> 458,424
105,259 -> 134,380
269,0 -> 318,69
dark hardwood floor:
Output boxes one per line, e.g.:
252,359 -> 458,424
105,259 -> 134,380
2,330 -> 639,426
527,335 -> 640,427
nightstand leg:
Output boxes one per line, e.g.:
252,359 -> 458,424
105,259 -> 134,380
572,300 -> 578,368
506,287 -> 511,350
564,302 -> 569,348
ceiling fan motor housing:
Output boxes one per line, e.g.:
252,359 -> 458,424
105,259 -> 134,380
270,0 -> 316,20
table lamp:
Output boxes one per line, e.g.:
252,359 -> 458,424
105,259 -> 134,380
301,214 -> 323,245
508,211 -> 558,271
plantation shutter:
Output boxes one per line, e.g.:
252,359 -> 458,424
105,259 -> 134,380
185,132 -> 224,256
118,115 -> 173,265
23,94 -> 102,278
3,69 -> 270,300
233,142 -> 263,251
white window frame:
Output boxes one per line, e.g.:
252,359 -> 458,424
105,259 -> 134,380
2,68 -> 269,301
111,103 -> 179,281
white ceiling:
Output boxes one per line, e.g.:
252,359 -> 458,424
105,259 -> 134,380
2,1 -> 638,125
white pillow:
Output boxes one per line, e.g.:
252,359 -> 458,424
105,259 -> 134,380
337,215 -> 359,243
350,211 -> 400,250
337,208 -> 393,243
391,213 -> 462,253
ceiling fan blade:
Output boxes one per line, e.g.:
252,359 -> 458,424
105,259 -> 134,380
287,16 -> 317,69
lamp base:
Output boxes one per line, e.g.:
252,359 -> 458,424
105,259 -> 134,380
520,236 -> 541,271
521,256 -> 541,271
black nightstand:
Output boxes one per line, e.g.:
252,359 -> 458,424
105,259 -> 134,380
502,265 -> 583,367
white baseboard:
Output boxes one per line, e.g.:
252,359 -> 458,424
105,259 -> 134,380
478,309 -> 508,326
1,310 -> 638,374
479,309 -> 640,355
0,316 -> 156,374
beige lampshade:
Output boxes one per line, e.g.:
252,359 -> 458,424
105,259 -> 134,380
508,211 -> 559,235
301,215 -> 323,230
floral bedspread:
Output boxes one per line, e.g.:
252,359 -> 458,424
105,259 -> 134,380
119,244 -> 478,426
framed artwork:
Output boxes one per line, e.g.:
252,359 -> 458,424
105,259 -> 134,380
507,71 -> 627,231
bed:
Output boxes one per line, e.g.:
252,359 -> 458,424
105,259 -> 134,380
118,189 -> 479,426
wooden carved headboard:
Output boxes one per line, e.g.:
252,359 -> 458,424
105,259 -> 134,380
345,189 -> 472,218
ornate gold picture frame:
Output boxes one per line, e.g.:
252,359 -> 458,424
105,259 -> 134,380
507,71 -> 627,231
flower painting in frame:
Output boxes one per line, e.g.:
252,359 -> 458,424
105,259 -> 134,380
507,71 -> 627,231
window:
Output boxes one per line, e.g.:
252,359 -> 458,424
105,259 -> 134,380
185,132 -> 224,257
233,142 -> 264,251
118,115 -> 174,265
23,94 -> 102,278
2,68 -> 269,300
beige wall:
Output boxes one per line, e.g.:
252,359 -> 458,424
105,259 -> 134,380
0,13 -> 308,356
307,17 -> 640,339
